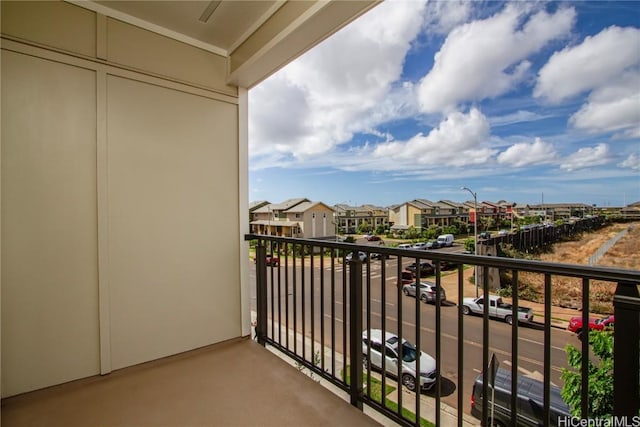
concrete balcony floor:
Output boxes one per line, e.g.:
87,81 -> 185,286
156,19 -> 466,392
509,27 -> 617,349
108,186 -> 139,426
1,337 -> 380,427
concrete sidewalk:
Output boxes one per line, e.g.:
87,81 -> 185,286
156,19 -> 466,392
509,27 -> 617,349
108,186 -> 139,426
381,384 -> 480,427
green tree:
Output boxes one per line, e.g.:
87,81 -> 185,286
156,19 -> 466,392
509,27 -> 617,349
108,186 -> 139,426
357,220 -> 371,234
443,224 -> 459,235
561,330 -> 613,418
375,224 -> 386,235
406,226 -> 420,239
344,236 -> 356,244
422,225 -> 439,240
464,238 -> 475,252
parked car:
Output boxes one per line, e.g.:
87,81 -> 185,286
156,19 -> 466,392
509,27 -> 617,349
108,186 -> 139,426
425,240 -> 441,249
436,234 -> 455,247
412,242 -> 428,250
406,261 -> 435,277
254,254 -> 279,267
479,232 -> 492,240
399,270 -> 414,286
471,368 -> 571,426
567,315 -> 614,335
365,235 -> 381,241
439,260 -> 460,271
402,281 -> 446,304
370,252 -> 389,260
498,229 -> 509,236
462,295 -> 534,325
362,329 -> 436,392
397,243 -> 412,249
346,251 -> 367,262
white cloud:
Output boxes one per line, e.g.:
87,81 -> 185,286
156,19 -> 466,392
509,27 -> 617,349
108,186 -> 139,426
497,138 -> 559,167
569,71 -> 640,138
424,0 -> 472,35
619,153 -> 640,171
249,0 -> 426,162
535,26 -> 640,103
560,143 -> 613,171
372,108 -> 495,167
535,26 -> 640,139
489,110 -> 552,127
418,4 -> 575,113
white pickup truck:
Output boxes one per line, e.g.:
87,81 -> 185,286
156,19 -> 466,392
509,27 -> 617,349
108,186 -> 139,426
461,295 -> 534,325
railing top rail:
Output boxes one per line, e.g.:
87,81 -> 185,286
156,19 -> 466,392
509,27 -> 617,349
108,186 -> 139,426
245,233 -> 640,285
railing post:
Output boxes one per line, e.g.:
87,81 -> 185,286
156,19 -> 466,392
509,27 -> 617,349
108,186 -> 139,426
613,282 -> 640,417
255,242 -> 267,346
349,257 -> 363,410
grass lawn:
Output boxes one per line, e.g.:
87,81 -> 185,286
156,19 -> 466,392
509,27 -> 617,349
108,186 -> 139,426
343,366 -> 435,427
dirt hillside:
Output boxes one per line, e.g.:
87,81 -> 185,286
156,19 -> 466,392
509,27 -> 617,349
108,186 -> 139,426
519,222 -> 640,313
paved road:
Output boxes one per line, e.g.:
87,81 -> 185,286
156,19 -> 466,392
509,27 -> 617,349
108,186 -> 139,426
249,252 -> 577,415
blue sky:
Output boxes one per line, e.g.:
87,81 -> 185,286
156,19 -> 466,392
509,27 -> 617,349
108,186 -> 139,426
248,1 -> 639,207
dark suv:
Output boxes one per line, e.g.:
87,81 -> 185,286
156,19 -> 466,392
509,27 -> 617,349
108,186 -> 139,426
406,261 -> 434,277
471,368 -> 571,426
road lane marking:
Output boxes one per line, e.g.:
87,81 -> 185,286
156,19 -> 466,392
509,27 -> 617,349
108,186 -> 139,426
519,336 -> 566,352
324,314 -> 343,323
371,298 -> 395,307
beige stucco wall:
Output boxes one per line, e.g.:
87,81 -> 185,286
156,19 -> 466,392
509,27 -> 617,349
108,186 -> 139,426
300,205 -> 334,237
388,209 -> 397,226
407,205 -> 422,228
106,75 -> 239,370
1,50 -> 101,397
106,18 -> 237,96
1,1 -> 241,397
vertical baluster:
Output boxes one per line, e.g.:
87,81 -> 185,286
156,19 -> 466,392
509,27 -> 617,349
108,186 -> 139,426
310,246 -> 314,365
320,248 -> 325,373
510,270 -> 519,427
543,273 -> 552,426
581,278 -> 589,417
256,241 -> 267,346
613,282 -> 640,417
331,248 -> 336,377
481,267 -> 489,427
285,243 -> 289,350
457,264 -> 464,427
349,256 -> 363,410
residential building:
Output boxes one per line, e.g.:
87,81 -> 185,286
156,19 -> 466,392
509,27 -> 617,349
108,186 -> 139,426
334,203 -> 389,234
388,200 -> 432,232
618,202 -> 640,219
250,198 -> 335,238
249,200 -> 270,219
513,203 -> 532,218
529,203 -> 594,220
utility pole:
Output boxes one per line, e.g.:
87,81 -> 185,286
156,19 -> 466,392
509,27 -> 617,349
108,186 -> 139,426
462,187 -> 479,298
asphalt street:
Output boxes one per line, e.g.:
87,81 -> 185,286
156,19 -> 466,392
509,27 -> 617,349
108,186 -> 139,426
249,251 -> 578,415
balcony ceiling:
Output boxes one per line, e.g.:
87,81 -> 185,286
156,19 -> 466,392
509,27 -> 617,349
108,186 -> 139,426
93,0 -> 279,55
74,0 -> 380,87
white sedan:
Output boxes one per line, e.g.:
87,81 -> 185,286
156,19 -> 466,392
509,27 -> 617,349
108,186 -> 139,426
362,329 -> 436,392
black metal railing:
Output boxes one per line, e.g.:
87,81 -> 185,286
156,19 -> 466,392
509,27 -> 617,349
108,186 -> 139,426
246,234 -> 640,426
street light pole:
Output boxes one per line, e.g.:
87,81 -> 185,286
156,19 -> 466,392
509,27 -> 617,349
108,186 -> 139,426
462,186 -> 479,298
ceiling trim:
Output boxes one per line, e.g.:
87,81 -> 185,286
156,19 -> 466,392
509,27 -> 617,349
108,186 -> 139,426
198,1 -> 221,23
65,0 -> 228,57
228,0 -> 378,89
227,0 -> 330,88
226,0 -> 286,55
